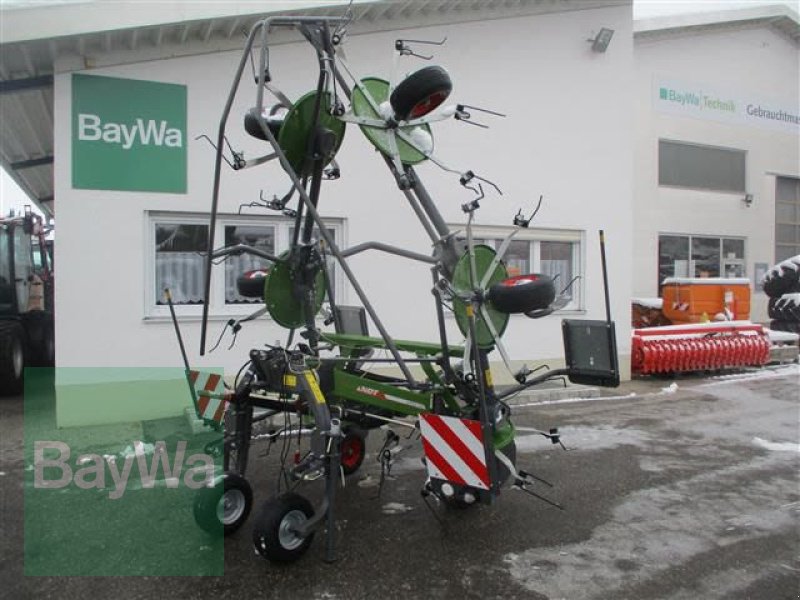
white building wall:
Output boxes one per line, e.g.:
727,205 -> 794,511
53,5 -> 633,395
633,26 -> 800,321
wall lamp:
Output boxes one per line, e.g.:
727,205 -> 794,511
588,28 -> 614,53
743,193 -> 753,207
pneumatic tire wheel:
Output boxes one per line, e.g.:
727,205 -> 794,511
236,269 -> 269,298
762,256 -> 800,297
390,65 -> 453,121
25,313 -> 54,367
252,493 -> 315,563
340,425 -> 367,476
488,275 -> 556,314
768,295 -> 800,322
770,319 -> 800,334
193,472 -> 253,536
0,322 -> 25,396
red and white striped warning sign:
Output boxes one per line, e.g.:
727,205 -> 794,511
188,370 -> 229,424
419,413 -> 490,490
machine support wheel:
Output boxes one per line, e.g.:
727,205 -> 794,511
340,425 -> 367,476
0,322 -> 25,396
252,492 -> 316,563
193,472 -> 253,536
236,269 -> 269,298
390,65 -> 453,121
488,275 -> 556,314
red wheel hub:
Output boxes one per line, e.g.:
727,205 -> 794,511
340,435 -> 364,469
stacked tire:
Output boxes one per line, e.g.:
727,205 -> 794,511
763,255 -> 800,334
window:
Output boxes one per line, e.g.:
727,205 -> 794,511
659,140 -> 746,193
775,176 -> 800,261
473,228 -> 582,310
147,213 -> 343,317
155,223 -> 208,305
658,234 -> 746,290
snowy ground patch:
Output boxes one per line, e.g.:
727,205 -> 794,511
753,437 -> 800,453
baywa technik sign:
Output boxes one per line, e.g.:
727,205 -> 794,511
655,79 -> 799,134
72,74 -> 187,193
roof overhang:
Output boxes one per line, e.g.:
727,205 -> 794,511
634,3 -> 800,44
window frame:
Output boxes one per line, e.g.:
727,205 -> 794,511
463,225 -> 585,313
775,176 -> 800,262
658,139 -> 747,194
145,211 -> 345,320
657,232 -> 747,292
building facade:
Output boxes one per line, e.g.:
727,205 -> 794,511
633,7 -> 800,321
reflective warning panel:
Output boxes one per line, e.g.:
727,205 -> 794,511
189,370 -> 229,424
419,413 -> 490,490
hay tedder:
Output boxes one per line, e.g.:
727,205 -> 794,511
171,13 -> 620,563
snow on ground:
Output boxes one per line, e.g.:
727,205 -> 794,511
516,425 -> 651,454
698,364 -> 799,387
753,437 -> 800,453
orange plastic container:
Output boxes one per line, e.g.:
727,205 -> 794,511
661,277 -> 751,323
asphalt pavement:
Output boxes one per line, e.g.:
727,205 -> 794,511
1,365 -> 798,599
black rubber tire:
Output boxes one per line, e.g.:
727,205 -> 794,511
193,472 -> 253,536
768,297 -> 781,320
0,321 -> 25,396
770,295 -> 800,322
340,425 -> 367,476
37,319 -> 55,367
390,65 -> 453,121
244,107 -> 285,141
770,319 -> 800,334
24,312 -> 54,367
762,257 -> 800,298
236,269 -> 269,298
252,493 -> 315,563
488,275 -> 556,314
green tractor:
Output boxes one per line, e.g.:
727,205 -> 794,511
0,207 -> 54,395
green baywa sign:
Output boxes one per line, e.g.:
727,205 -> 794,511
72,73 -> 187,193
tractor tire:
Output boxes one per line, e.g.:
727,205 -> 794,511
770,319 -> 800,334
390,66 -> 453,121
762,256 -> 800,298
24,312 -> 55,367
0,321 -> 25,396
769,295 -> 800,322
236,269 -> 269,298
252,493 -> 315,563
193,472 -> 253,537
488,274 -> 556,314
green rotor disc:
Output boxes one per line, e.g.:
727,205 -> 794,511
277,91 -> 346,176
263,252 -> 327,329
452,245 -> 509,349
351,77 -> 432,165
